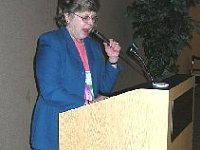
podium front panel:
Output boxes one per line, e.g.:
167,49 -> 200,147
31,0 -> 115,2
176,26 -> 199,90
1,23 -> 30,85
59,89 -> 169,150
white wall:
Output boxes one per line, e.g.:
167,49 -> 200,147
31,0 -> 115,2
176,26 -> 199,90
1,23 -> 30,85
0,1 -> 56,149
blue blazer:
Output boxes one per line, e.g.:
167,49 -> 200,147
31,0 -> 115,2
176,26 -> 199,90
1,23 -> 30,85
31,27 -> 121,150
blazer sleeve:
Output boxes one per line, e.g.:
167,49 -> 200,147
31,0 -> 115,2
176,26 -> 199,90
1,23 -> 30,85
103,61 -> 121,90
97,60 -> 121,94
35,34 -> 84,109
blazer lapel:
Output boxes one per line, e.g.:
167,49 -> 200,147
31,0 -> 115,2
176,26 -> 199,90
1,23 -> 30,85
59,27 -> 83,65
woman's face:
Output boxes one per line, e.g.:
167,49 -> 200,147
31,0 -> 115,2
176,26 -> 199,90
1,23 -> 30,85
65,11 -> 97,42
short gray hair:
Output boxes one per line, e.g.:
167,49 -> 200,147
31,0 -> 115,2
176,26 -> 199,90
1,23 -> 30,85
55,0 -> 100,27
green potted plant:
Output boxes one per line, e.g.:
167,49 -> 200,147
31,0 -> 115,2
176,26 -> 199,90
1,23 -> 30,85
127,0 -> 200,78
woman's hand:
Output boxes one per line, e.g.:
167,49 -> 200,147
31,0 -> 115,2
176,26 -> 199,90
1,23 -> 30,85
85,95 -> 108,105
95,95 -> 108,101
103,39 -> 121,64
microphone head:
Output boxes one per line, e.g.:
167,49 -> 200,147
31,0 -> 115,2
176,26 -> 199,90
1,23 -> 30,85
90,28 -> 100,38
127,42 -> 139,56
90,28 -> 97,35
129,43 -> 139,52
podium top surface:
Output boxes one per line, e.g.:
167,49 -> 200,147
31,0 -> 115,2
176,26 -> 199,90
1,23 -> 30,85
112,74 -> 192,96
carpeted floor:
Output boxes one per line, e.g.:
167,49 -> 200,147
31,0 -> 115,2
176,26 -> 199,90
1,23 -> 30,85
193,84 -> 200,150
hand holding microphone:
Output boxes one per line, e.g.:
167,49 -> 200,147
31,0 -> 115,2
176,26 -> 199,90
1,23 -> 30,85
90,29 -> 121,64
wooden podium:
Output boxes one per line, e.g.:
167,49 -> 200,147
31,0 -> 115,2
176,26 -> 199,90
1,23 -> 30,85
59,75 -> 195,150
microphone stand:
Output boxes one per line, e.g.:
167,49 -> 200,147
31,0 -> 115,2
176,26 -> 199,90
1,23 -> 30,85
126,44 -> 154,82
126,43 -> 169,89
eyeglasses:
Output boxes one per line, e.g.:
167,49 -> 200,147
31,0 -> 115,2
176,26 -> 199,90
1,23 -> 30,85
73,13 -> 98,24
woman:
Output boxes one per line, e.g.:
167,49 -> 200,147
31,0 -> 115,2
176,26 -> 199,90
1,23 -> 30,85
31,0 -> 121,149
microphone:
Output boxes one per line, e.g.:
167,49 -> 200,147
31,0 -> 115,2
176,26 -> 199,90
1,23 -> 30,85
89,29 -> 139,72
127,43 -> 169,89
90,29 -> 110,44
